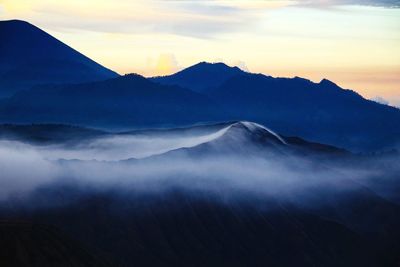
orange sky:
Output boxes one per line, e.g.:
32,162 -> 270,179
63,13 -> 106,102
1,0 -> 399,106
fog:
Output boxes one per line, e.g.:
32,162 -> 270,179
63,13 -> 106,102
30,125 -> 232,161
0,124 -> 399,208
0,141 -> 58,198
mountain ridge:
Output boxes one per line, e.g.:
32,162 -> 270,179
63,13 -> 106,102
153,64 -> 400,151
0,73 -> 228,128
1,20 -> 399,151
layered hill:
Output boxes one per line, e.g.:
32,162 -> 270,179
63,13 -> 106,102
1,19 -> 399,151
142,121 -> 347,160
0,121 -> 346,160
0,74 -> 227,128
0,20 -> 118,97
153,63 -> 400,151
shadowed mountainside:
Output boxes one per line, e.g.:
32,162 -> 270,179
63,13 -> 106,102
1,19 -> 399,151
0,74 -> 227,128
0,20 -> 118,97
153,63 -> 400,151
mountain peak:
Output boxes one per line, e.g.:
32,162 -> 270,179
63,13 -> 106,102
0,19 -> 53,42
152,121 -> 289,158
0,19 -> 118,97
0,19 -> 32,26
192,61 -> 242,71
151,61 -> 244,93
319,78 -> 341,90
121,73 -> 147,80
231,121 -> 287,145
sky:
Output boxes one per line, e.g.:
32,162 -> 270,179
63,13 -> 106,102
1,0 -> 399,106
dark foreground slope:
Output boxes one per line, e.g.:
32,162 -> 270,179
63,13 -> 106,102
1,192 -> 380,267
0,221 -> 112,267
0,20 -> 118,97
2,184 -> 399,266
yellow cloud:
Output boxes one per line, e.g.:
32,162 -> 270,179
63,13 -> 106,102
155,54 -> 179,76
1,0 -> 32,14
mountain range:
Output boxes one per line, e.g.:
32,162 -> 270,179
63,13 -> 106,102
1,18 -> 400,267
153,63 -> 400,151
0,19 -> 399,152
0,73 -> 226,128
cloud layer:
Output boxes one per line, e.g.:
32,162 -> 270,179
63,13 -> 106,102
0,126 -> 398,209
294,0 -> 400,8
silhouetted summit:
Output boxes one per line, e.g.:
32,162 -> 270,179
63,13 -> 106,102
0,20 -> 118,97
151,62 -> 245,92
319,78 -> 342,90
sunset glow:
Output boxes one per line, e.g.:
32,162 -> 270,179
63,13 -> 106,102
1,0 -> 399,105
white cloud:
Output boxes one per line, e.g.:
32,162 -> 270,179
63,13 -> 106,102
0,126 -> 398,204
1,0 -> 279,38
233,60 -> 249,72
293,0 -> 400,8
372,96 -> 390,105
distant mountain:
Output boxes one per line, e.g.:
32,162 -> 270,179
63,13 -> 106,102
151,62 -> 244,93
154,62 -> 400,151
0,124 -> 106,144
0,74 -> 227,128
0,20 -> 118,97
147,121 -> 347,160
1,18 -> 399,152
3,66 -> 400,151
0,121 -> 348,163
207,73 -> 400,151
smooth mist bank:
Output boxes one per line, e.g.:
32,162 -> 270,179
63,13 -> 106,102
0,121 -> 397,203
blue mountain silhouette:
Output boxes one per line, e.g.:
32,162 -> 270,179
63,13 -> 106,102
0,20 -> 118,97
1,21 -> 399,151
154,63 -> 400,151
0,74 -> 226,128
151,62 -> 244,93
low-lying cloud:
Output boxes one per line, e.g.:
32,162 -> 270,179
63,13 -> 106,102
0,126 -> 398,210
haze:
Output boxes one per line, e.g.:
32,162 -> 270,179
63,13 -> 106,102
0,124 -> 398,209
